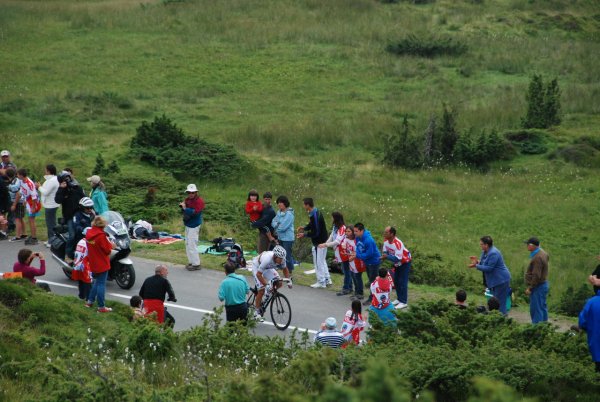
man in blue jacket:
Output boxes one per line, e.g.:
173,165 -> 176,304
469,236 -> 512,315
297,197 -> 330,288
353,222 -> 381,306
579,276 -> 600,373
180,184 -> 204,271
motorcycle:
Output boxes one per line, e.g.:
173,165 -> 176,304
50,211 -> 136,289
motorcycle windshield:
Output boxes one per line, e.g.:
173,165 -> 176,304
101,211 -> 128,237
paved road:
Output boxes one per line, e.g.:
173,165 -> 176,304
0,240 -> 356,337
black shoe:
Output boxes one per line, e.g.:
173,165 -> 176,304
186,265 -> 201,271
336,289 -> 352,296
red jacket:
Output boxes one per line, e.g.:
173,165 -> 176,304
86,226 -> 112,273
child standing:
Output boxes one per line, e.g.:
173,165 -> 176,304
340,299 -> 366,347
15,169 -> 41,245
7,168 -> 26,242
245,189 -> 263,222
72,236 -> 92,301
342,225 -> 365,301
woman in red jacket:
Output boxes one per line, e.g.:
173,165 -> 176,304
85,216 -> 114,313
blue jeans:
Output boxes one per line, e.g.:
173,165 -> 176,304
352,271 -> 364,296
280,240 -> 294,272
88,271 -> 108,308
530,281 -> 549,324
491,281 -> 511,315
394,262 -> 411,304
66,219 -> 76,259
341,261 -> 353,291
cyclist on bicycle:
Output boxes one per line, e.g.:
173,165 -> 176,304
252,245 -> 292,319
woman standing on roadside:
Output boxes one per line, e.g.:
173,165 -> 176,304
271,195 -> 295,274
36,164 -> 59,247
85,216 -> 114,313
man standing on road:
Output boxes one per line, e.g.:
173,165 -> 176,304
218,261 -> 250,323
579,276 -> 600,373
54,171 -> 85,262
297,198 -> 330,288
353,223 -> 381,305
381,226 -> 412,309
251,192 -> 276,253
524,236 -> 549,324
180,184 -> 204,271
468,236 -> 512,315
139,264 -> 177,326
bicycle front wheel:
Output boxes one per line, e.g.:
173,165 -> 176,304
269,293 -> 292,330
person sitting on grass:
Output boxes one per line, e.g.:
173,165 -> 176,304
455,289 -> 468,309
368,267 -> 397,327
314,317 -> 346,349
130,295 -> 146,321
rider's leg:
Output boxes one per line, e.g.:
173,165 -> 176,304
255,288 -> 265,310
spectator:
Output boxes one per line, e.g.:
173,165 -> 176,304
218,261 -> 250,323
340,300 -> 366,347
381,226 -> 412,309
251,192 -> 276,253
130,295 -> 146,320
6,168 -> 26,242
87,175 -> 109,216
319,212 -> 351,296
476,296 -> 501,314
353,223 -> 382,306
13,249 -> 46,284
579,283 -> 600,373
0,175 -> 10,239
36,164 -> 59,247
368,267 -> 397,327
314,317 -> 346,349
524,236 -> 549,324
180,184 -> 204,271
297,197 -> 330,288
468,236 -> 512,315
455,289 -> 468,309
591,255 -> 600,294
85,216 -> 114,313
72,235 -> 92,300
0,150 -> 17,176
54,170 -> 85,261
271,195 -> 295,274
72,197 -> 96,248
342,225 -> 365,301
139,264 -> 177,326
244,189 -> 262,223
13,169 -> 41,245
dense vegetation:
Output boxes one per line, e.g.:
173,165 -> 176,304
1,0 -> 599,397
1,280 -> 598,401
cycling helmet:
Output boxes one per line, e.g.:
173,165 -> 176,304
273,245 -> 286,260
79,197 -> 94,208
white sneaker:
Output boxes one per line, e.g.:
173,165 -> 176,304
326,279 -> 333,286
395,302 -> 408,310
254,311 -> 265,322
304,269 -> 316,275
392,300 -> 400,306
45,241 -> 51,248
310,282 -> 326,289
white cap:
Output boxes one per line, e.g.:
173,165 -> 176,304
325,317 -> 337,329
87,175 -> 101,184
185,184 -> 198,193
0,150 -> 9,156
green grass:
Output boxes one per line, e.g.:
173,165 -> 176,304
1,0 -> 599,308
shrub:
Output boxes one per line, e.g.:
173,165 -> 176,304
0,280 -> 32,309
554,284 -> 592,317
505,129 -> 548,155
382,115 -> 423,169
522,75 -> 561,129
550,143 -> 600,168
387,34 -> 467,58
131,114 -> 248,181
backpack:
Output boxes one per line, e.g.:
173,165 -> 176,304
209,237 -> 236,253
226,243 -> 246,268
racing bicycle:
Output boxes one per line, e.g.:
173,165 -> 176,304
246,277 -> 292,330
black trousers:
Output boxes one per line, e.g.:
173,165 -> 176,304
225,303 -> 248,323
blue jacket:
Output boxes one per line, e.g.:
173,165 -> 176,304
90,188 -> 109,216
579,290 -> 600,362
476,246 -> 511,288
271,208 -> 295,242
355,229 -> 381,265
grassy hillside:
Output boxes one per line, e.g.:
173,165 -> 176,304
1,0 -> 600,307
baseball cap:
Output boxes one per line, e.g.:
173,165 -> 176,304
524,237 -> 540,246
186,184 -> 198,193
86,175 -> 101,184
325,317 -> 337,329
0,150 -> 9,156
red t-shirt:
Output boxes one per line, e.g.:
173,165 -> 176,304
245,201 -> 263,222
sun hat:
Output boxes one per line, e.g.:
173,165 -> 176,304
186,184 -> 198,193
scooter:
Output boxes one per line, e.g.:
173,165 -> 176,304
50,211 -> 136,289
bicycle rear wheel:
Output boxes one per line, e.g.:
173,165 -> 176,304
269,293 -> 292,330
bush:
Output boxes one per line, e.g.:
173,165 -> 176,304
505,129 -> 548,155
131,114 -> 248,181
522,75 -> 561,129
550,143 -> 600,168
387,34 -> 467,58
0,279 -> 32,309
554,284 -> 592,317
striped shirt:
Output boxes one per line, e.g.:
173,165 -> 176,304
314,330 -> 346,349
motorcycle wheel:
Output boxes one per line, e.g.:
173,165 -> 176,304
62,266 -> 73,280
115,263 -> 136,290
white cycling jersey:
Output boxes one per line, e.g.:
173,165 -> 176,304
252,251 -> 284,289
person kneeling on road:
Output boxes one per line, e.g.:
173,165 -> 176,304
139,264 -> 177,327
251,245 -> 291,322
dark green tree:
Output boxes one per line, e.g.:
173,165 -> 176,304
93,153 -> 106,175
544,78 -> 561,126
107,160 -> 120,174
522,74 -> 545,129
439,105 -> 459,163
